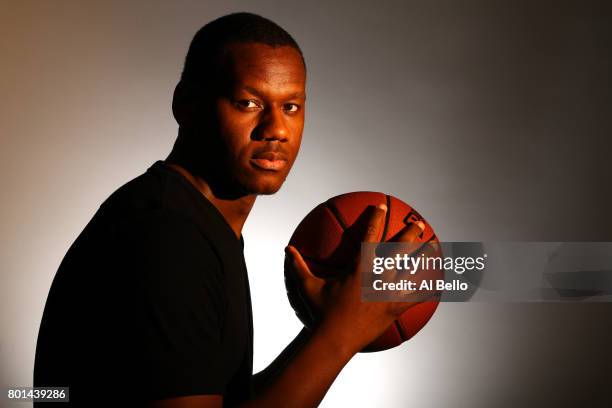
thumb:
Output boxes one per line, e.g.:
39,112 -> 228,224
285,245 -> 324,295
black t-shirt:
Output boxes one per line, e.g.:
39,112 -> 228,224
34,160 -> 254,407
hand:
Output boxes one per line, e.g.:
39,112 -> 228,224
285,204 -> 433,354
369,219 -> 443,302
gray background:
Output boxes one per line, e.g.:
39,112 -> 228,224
1,1 -> 611,407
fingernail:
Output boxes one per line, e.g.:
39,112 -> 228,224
377,204 -> 387,212
417,221 -> 425,230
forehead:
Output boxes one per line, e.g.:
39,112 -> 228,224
220,43 -> 306,95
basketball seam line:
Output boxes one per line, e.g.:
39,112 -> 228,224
394,320 -> 407,342
324,201 -> 348,231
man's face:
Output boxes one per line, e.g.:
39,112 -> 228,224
201,42 -> 306,196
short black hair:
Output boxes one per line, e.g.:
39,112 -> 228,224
180,12 -> 305,83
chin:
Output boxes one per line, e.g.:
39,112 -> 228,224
244,174 -> 286,195
235,161 -> 293,195
254,181 -> 284,195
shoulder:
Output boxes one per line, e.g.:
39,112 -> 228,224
84,162 -> 213,256
75,162 -> 231,286
98,163 -> 169,219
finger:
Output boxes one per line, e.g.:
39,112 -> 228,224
389,220 -> 425,243
357,203 -> 388,266
363,204 -> 388,244
385,240 -> 442,299
391,243 -> 443,294
381,222 -> 426,282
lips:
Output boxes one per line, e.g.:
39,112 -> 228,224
250,151 -> 288,171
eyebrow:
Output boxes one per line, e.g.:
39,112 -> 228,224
244,86 -> 306,100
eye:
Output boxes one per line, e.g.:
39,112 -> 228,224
283,103 -> 300,113
235,99 -> 261,110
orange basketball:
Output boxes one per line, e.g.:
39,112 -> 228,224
285,191 -> 442,352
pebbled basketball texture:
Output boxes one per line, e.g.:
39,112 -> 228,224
285,191 -> 441,352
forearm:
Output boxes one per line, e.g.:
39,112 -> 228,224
251,327 -> 311,394
240,322 -> 356,408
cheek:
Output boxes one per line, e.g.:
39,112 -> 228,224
291,132 -> 303,158
288,117 -> 305,159
216,103 -> 256,157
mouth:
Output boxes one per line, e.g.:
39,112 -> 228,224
250,151 -> 288,172
250,158 -> 288,171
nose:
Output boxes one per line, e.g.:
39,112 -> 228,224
252,106 -> 289,142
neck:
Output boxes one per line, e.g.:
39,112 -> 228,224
164,152 -> 256,239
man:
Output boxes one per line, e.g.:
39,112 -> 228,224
34,12 -> 425,407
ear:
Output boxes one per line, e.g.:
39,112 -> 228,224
172,80 -> 190,127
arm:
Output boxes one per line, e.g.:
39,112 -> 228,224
150,205 -> 427,408
241,320 -> 356,408
147,325 -> 347,408
148,319 -> 355,408
250,327 -> 311,394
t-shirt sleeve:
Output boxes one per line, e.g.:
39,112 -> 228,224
119,212 -> 229,400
